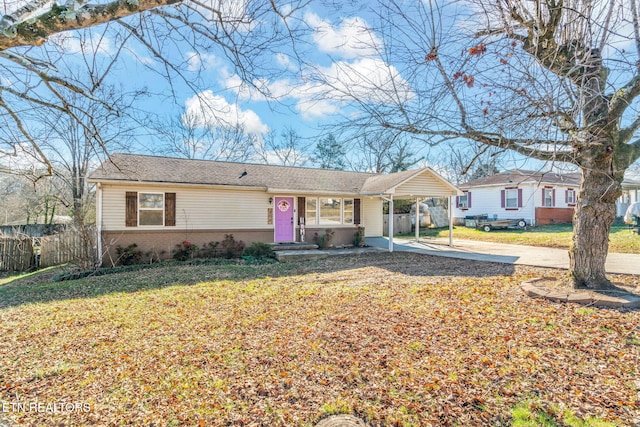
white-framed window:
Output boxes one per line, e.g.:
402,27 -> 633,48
306,198 -> 317,226
543,188 -> 554,207
305,197 -> 354,225
458,193 -> 468,209
343,199 -> 354,224
139,192 -> 164,226
319,198 -> 342,225
505,189 -> 518,208
566,189 -> 576,205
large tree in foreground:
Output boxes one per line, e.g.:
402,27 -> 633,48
327,0 -> 640,289
0,0 -> 305,174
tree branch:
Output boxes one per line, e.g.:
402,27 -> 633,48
380,120 -> 573,162
0,0 -> 181,50
608,74 -> 640,121
626,138 -> 640,166
619,113 -> 640,144
0,94 -> 53,177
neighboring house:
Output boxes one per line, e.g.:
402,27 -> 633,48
617,179 -> 640,217
453,170 -> 581,226
88,153 -> 459,262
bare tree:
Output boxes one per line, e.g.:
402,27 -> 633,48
0,0 -> 309,174
154,109 -> 258,162
256,127 -> 309,166
432,141 -> 506,185
322,0 -> 640,289
348,130 -> 420,173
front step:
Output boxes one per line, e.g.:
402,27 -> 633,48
269,242 -> 318,251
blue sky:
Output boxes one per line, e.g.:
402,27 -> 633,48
3,0 -> 639,179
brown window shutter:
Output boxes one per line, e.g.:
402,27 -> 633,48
165,193 -> 176,226
125,192 -> 138,227
297,197 -> 305,224
354,198 -> 361,225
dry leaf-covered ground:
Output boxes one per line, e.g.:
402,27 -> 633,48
0,253 -> 638,426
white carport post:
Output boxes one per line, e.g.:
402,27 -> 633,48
415,198 -> 420,242
388,195 -> 394,252
448,196 -> 453,247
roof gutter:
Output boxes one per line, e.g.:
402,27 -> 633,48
86,178 -> 268,192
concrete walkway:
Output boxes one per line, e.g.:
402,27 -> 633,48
365,237 -> 640,275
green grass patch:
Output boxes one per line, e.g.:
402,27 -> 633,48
512,400 -> 616,427
400,224 -> 639,253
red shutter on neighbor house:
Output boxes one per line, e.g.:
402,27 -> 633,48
552,189 -> 556,207
467,191 -> 472,208
517,188 -> 523,208
456,196 -> 460,208
165,193 -> 176,226
500,190 -> 505,208
565,190 -> 568,203
125,192 -> 137,227
298,197 -> 305,224
354,198 -> 361,225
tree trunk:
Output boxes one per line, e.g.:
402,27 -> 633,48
569,147 -> 622,289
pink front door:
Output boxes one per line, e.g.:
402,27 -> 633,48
274,197 -> 294,242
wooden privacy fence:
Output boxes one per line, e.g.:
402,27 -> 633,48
0,238 -> 33,272
0,227 -> 97,272
383,214 -> 413,236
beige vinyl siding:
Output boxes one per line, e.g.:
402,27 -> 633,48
394,171 -> 456,197
101,184 -> 271,231
362,197 -> 383,236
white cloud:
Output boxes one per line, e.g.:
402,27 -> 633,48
186,51 -> 218,72
305,12 -> 383,59
295,98 -> 340,120
288,58 -> 413,120
184,90 -> 268,135
185,0 -> 254,32
275,52 -> 295,70
314,58 -> 413,103
49,32 -> 114,56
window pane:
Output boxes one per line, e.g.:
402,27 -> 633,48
139,193 -> 163,209
459,195 -> 468,208
506,190 -> 518,208
306,198 -> 317,225
343,199 -> 353,224
139,210 -> 163,225
319,198 -> 341,225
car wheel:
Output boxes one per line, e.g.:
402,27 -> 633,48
483,225 -> 492,232
517,220 -> 526,228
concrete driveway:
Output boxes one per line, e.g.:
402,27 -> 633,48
365,237 -> 639,275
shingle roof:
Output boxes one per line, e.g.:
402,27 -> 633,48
89,153 -> 375,194
90,153 -> 461,196
359,169 -> 426,194
459,169 -> 580,188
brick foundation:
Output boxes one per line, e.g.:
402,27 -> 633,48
101,227 -> 360,265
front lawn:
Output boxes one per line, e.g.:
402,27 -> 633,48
403,224 -> 640,253
0,254 -> 638,426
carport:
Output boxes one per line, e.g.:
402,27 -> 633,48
359,168 -> 462,252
